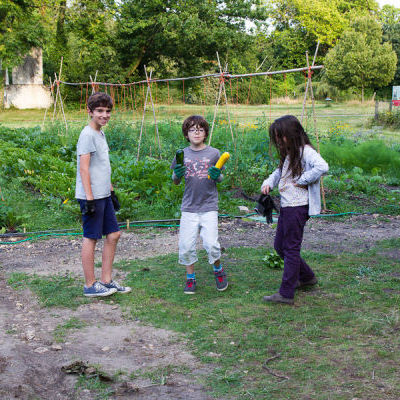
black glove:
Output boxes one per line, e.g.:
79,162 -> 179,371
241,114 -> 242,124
111,191 -> 120,211
255,194 -> 277,224
83,200 -> 96,216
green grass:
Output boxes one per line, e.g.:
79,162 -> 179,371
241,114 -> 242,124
53,317 -> 87,343
0,100 -> 397,139
118,247 -> 399,399
11,244 -> 399,399
7,273 -> 91,309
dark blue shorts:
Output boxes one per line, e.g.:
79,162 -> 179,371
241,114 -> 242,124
78,197 -> 120,239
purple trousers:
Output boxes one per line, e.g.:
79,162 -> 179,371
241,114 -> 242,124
274,205 -> 315,299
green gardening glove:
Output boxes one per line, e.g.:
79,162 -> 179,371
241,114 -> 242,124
174,164 -> 186,179
208,166 -> 221,181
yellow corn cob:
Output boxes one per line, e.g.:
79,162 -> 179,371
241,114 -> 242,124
208,152 -> 230,179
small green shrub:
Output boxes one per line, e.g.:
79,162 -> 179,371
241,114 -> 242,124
262,250 -> 283,269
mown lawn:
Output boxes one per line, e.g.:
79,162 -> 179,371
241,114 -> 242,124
10,239 -> 400,399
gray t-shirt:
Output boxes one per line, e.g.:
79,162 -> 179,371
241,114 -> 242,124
75,125 -> 112,200
171,146 -> 221,212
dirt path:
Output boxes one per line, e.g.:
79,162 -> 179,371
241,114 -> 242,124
0,214 -> 399,399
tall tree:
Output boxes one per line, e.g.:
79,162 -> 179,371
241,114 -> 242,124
261,0 -> 379,70
324,15 -> 397,101
115,0 -> 267,78
0,0 -> 47,68
380,5 -> 400,85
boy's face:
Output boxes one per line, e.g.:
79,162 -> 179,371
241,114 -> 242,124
88,106 -> 111,128
187,125 -> 206,145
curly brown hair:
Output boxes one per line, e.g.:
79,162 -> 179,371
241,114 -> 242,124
182,115 -> 209,142
87,92 -> 113,112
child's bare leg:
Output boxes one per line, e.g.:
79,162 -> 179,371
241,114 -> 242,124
186,264 -> 195,275
101,231 -> 121,283
82,237 -> 97,286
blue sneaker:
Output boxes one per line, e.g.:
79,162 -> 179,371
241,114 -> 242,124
83,281 -> 117,297
102,280 -> 132,294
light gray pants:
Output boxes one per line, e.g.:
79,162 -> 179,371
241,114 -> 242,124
178,211 -> 221,266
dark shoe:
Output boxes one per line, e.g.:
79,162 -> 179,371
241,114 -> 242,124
214,269 -> 228,291
184,279 -> 196,294
262,292 -> 294,305
296,276 -> 318,289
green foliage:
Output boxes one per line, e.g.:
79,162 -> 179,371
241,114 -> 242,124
320,139 -> 400,178
373,109 -> 400,129
0,0 -> 47,68
325,15 -> 397,99
116,0 -> 267,78
262,250 -> 284,269
1,118 -> 399,231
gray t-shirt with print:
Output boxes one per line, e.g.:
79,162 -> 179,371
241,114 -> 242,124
75,125 -> 112,200
171,146 -> 221,212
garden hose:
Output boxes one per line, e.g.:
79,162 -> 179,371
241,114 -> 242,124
0,211 -> 366,246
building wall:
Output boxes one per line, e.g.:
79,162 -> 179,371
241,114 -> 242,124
4,85 -> 52,109
4,48 -> 52,109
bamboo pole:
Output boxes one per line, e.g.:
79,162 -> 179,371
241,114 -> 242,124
305,47 -> 326,211
144,66 -> 161,158
301,42 -> 320,123
208,80 -> 223,145
216,52 -> 236,154
137,69 -> 153,161
41,77 -> 53,129
52,57 -> 63,122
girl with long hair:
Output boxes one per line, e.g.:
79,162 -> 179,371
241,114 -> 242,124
261,115 -> 329,305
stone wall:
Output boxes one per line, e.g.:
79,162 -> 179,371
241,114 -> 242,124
4,48 -> 52,109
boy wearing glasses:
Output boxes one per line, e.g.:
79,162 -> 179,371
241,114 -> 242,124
171,115 -> 228,294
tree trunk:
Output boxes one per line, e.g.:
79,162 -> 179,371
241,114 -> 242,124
361,84 -> 364,103
56,0 -> 67,47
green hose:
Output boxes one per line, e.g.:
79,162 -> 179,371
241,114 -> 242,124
0,211 -> 373,246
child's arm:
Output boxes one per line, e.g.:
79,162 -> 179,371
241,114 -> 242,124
295,147 -> 329,186
79,153 -> 94,200
261,168 -> 281,193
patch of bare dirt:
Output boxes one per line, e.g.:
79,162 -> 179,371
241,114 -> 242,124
0,274 -> 212,400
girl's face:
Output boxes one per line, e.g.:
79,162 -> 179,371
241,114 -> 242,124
275,133 -> 287,150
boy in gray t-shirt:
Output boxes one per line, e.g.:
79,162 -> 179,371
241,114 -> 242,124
171,115 -> 228,294
75,92 -> 131,298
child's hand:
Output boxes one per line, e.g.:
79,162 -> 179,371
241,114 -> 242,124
83,200 -> 96,216
111,190 -> 120,211
261,185 -> 270,194
208,166 -> 221,180
174,164 -> 186,179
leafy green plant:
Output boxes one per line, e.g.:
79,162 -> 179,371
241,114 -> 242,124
262,250 -> 283,269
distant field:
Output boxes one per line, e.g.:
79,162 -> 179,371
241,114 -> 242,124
1,101 -> 398,148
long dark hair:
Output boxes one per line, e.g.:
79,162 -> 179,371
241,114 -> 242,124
269,115 -> 314,178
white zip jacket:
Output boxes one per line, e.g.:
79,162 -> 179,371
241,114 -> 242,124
261,145 -> 329,215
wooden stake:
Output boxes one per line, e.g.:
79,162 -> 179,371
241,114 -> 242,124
301,42 -> 319,123
52,57 -> 63,122
137,69 -> 153,161
144,66 -> 161,158
216,52 -> 236,155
